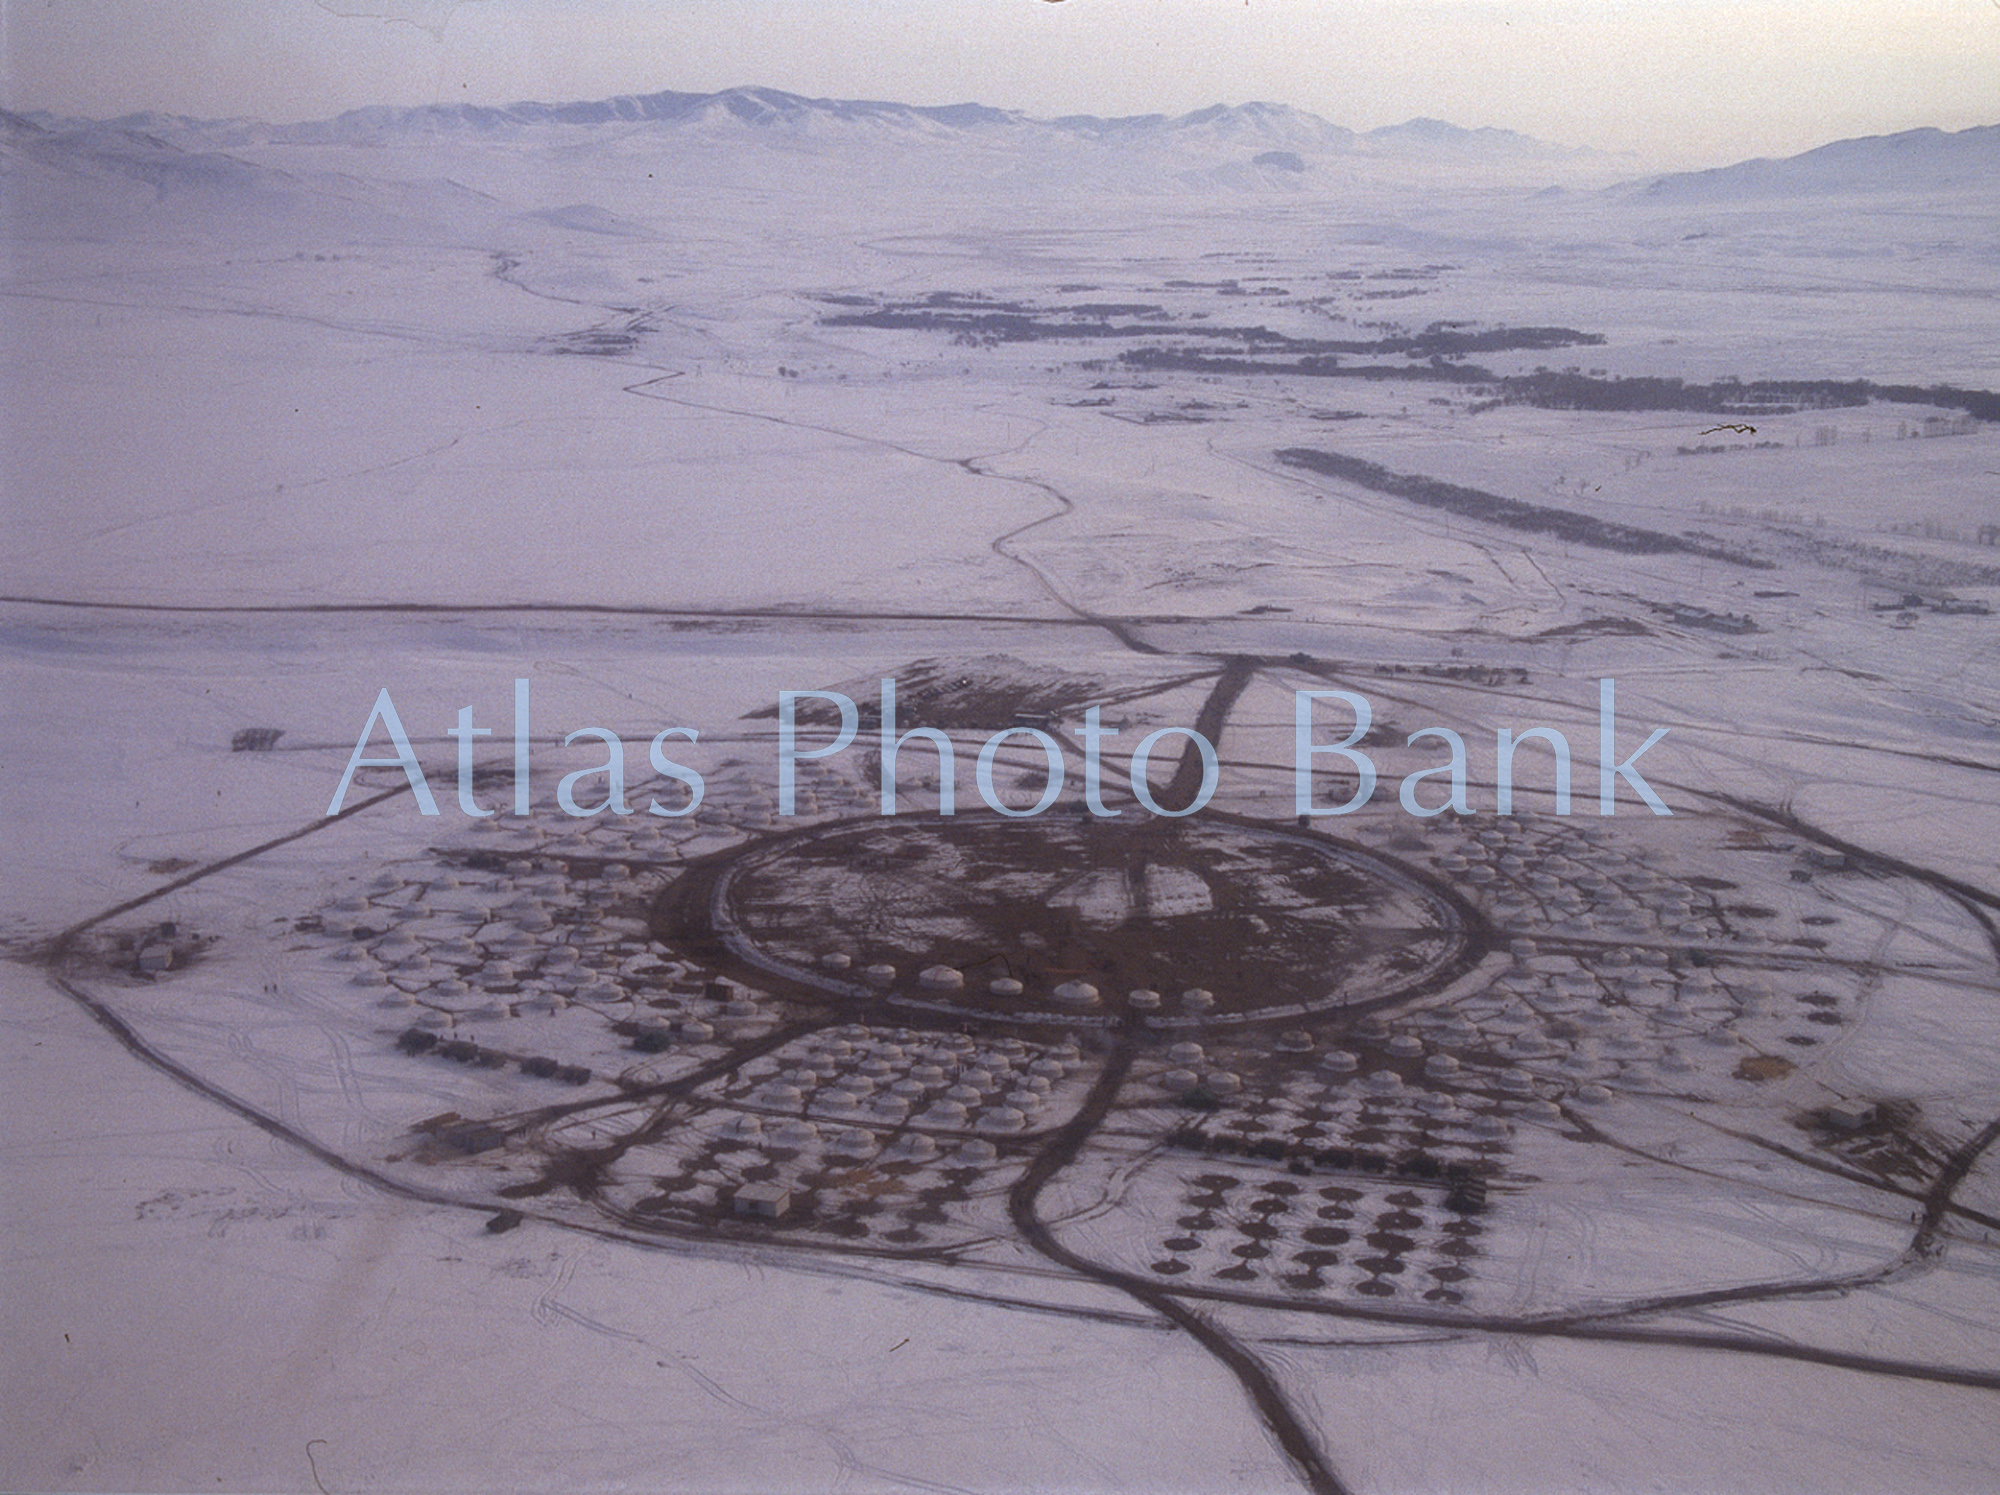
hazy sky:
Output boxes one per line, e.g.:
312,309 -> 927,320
5,0 -> 1997,162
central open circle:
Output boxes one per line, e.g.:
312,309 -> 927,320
694,815 -> 1474,1030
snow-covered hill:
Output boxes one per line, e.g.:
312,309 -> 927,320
1629,122 -> 2000,200
1364,116 -> 1589,160
0,110 -> 507,242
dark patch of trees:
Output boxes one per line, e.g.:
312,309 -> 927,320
1276,447 -> 1771,567
822,291 -> 1999,426
1122,350 -> 2000,425
824,297 -> 1602,360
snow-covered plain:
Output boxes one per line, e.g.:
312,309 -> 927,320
4,95 -> 1999,1493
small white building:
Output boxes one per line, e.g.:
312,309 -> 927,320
732,1183 -> 791,1219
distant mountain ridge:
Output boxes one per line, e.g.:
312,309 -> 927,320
41,84 -> 1590,162
15,86 -> 1995,218
1631,122 -> 2000,199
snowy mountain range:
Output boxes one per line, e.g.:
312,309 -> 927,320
25,85 -> 1588,162
4,86 -> 1993,231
